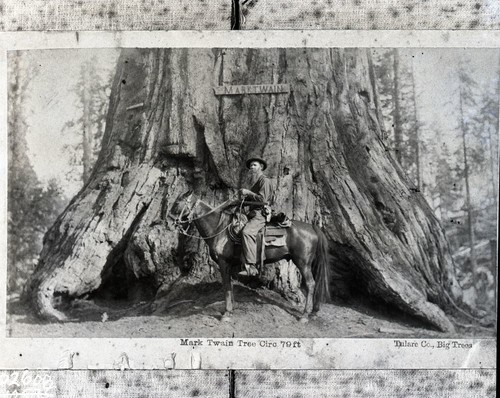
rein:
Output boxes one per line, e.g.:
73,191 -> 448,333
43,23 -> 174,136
175,198 -> 243,241
176,222 -> 232,240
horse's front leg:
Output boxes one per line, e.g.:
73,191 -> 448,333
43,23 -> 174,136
220,260 -> 234,322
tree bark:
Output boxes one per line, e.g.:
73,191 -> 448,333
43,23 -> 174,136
29,48 -> 463,331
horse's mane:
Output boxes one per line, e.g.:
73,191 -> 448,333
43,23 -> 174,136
198,199 -> 235,231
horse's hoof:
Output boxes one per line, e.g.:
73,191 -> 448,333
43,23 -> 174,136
299,316 -> 309,324
221,313 -> 233,322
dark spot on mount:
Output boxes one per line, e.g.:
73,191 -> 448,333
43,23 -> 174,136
365,146 -> 371,154
191,389 -> 200,397
105,382 -> 110,388
122,79 -> 126,84
313,8 -> 323,18
474,3 -> 481,9
368,11 -> 375,20
390,8 -> 399,17
108,10 -> 116,18
469,19 -> 479,28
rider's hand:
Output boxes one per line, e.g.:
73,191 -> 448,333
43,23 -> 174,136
239,188 -> 251,197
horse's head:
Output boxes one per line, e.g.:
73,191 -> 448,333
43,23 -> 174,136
168,190 -> 196,227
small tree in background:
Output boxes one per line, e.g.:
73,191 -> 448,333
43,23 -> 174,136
8,52 -> 66,296
62,55 -> 112,186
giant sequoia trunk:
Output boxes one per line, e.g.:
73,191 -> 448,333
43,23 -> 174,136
29,48 -> 463,332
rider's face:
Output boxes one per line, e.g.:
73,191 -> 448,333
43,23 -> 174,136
248,161 -> 263,174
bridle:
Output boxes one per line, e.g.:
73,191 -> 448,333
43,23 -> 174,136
171,196 -> 240,240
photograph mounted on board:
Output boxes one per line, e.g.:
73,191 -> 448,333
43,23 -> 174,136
6,47 -> 498,339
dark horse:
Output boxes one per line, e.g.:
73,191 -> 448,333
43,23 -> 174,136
169,191 -> 331,322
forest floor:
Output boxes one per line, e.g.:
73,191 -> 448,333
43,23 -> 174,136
7,281 -> 495,338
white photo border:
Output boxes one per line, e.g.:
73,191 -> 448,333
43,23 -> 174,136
0,30 -> 497,370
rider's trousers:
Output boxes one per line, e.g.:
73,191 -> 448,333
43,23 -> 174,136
241,212 -> 266,265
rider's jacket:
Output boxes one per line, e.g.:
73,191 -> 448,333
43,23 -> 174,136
246,174 -> 273,218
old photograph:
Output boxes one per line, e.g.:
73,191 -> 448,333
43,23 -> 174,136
4,44 -> 498,344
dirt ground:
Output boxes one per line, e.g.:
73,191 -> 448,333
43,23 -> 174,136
6,282 -> 495,339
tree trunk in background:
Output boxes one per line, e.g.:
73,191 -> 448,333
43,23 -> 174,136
410,59 -> 422,192
486,78 -> 499,212
7,53 -> 23,294
458,85 -> 478,291
8,51 -> 40,295
487,127 -> 498,212
29,48 -> 464,332
81,67 -> 93,184
392,49 -> 403,165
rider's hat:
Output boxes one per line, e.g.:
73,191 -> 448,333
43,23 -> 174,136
246,157 -> 267,171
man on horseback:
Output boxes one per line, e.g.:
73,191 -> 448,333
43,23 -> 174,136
238,157 -> 273,276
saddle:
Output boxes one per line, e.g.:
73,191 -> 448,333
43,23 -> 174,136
228,211 -> 292,246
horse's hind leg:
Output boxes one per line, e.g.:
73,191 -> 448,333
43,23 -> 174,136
220,261 -> 234,322
296,258 -> 315,323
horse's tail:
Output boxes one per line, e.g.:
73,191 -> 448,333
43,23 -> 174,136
312,226 -> 331,310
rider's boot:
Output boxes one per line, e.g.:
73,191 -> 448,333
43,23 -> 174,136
238,263 -> 259,276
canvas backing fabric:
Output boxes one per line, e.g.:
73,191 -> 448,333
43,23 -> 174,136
0,370 -> 230,397
0,0 -> 232,31
1,0 -> 499,30
235,370 -> 497,397
0,370 -> 496,397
